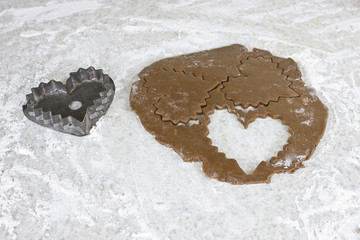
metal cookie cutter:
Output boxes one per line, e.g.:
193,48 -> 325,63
23,67 -> 115,136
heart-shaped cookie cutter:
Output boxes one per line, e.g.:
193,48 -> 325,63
23,67 -> 115,136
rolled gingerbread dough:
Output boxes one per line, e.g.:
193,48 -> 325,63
130,44 -> 328,184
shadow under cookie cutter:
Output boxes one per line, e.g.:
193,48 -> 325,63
23,66 -> 115,136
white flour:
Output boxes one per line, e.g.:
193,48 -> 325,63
208,110 -> 291,174
0,0 -> 359,239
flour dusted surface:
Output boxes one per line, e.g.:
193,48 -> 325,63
0,0 -> 359,239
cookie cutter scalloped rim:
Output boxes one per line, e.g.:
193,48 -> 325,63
23,66 -> 115,136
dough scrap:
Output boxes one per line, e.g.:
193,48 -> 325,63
130,44 -> 328,184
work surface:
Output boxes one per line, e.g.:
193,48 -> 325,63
0,0 -> 359,239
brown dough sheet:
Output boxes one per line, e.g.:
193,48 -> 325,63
130,44 -> 328,184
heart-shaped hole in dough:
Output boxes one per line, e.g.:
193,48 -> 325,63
207,109 -> 290,174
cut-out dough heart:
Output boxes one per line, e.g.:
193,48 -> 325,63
208,110 -> 290,174
130,44 -> 328,184
23,67 -> 115,136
